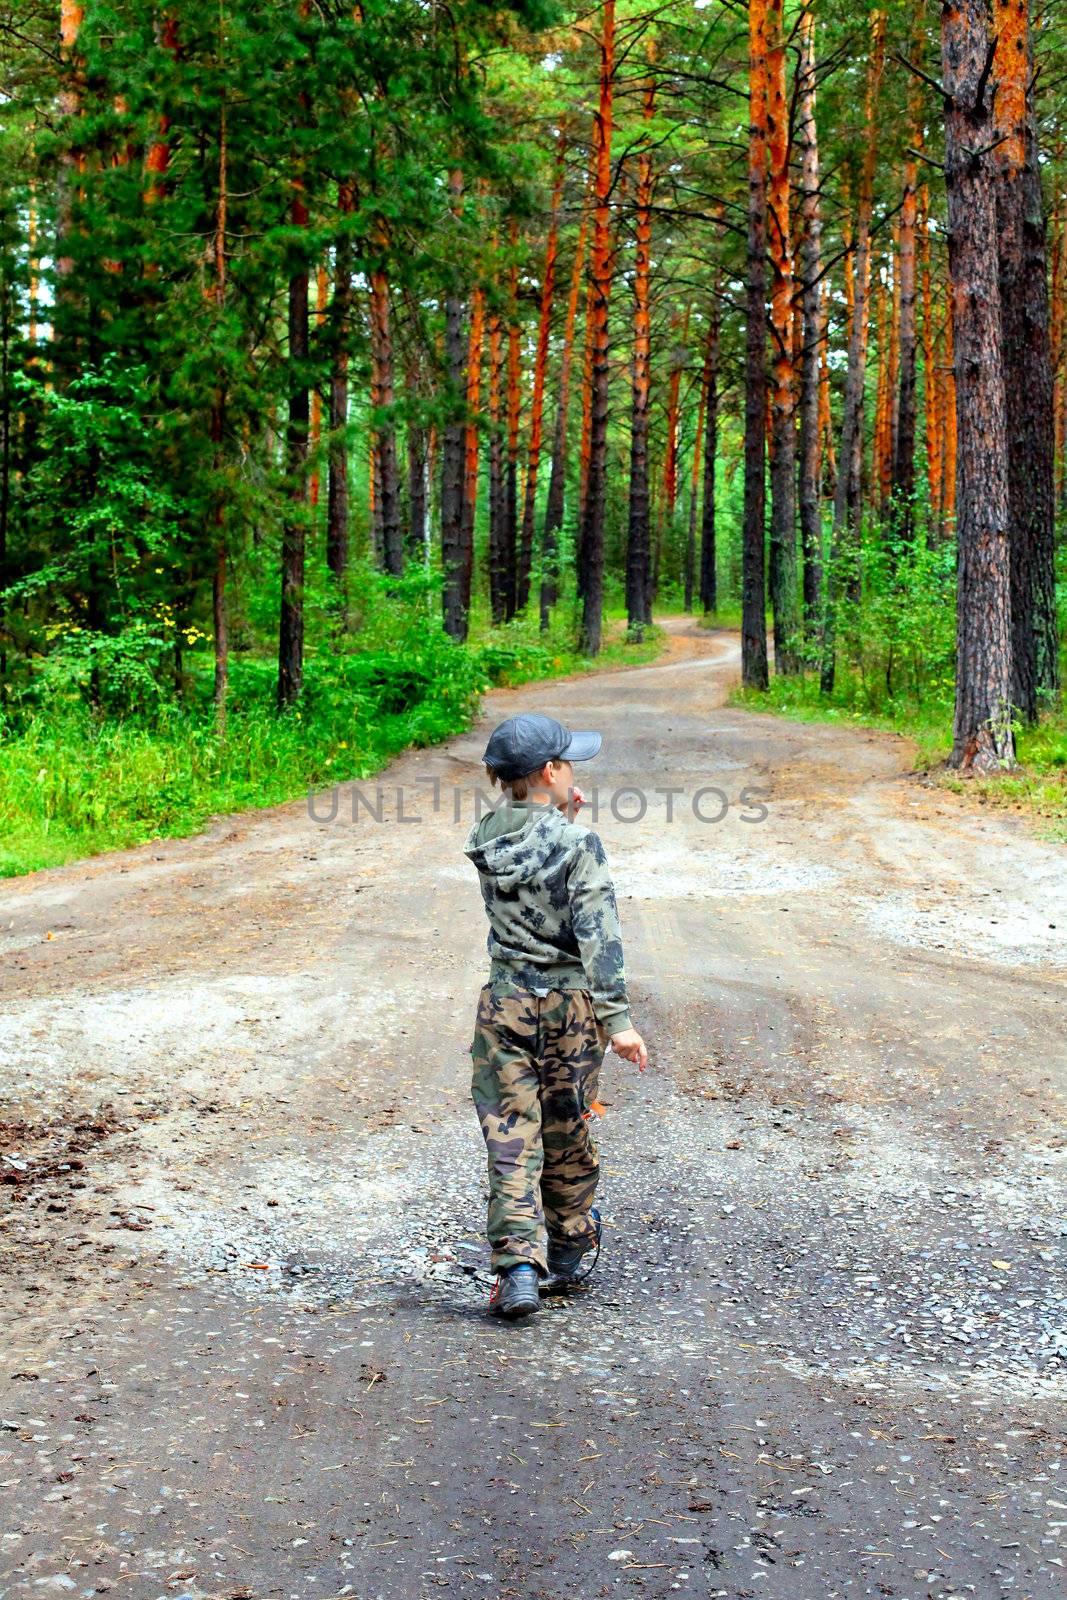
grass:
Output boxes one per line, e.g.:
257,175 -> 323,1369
0,605 -> 665,879
730,664 -> 1067,841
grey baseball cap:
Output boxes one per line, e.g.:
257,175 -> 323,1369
481,714 -> 602,780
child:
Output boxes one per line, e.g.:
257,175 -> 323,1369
463,712 -> 647,1320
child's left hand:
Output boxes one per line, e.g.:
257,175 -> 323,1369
610,1028 -> 648,1071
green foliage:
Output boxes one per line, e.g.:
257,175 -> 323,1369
0,560 -> 664,876
732,528 -> 1067,837
827,523 -> 957,713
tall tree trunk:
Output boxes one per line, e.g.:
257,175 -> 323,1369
918,182 -> 942,524
767,0 -> 799,673
406,411 -> 428,564
144,13 -> 179,215
821,10 -> 885,694
941,291 -> 958,529
327,179 -> 353,585
993,0 -> 1058,717
577,270 -> 596,593
278,162 -> 310,708
1053,191 -> 1066,507
0,262 -> 9,682
461,284 -> 485,590
504,225 -> 522,619
663,307 -> 687,525
440,168 -> 469,641
541,212 -> 589,629
309,260 -> 326,509
210,42 -> 228,729
742,0 -> 770,690
797,6 -> 823,653
700,296 -> 720,614
488,309 -> 507,625
943,0 -> 1015,770
818,280 -> 836,495
874,264 -> 891,509
892,120 -> 920,534
518,138 -> 565,613
685,356 -> 708,614
369,242 -> 402,576
626,66 -> 655,636
578,0 -> 616,656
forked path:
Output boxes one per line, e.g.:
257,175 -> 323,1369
1,619 -> 1064,1600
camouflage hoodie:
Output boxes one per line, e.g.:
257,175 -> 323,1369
463,801 -> 632,1037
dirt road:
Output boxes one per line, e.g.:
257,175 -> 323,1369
2,619 -> 1064,1600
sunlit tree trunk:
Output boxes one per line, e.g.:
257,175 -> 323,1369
309,260 -> 326,510
767,0 -> 799,673
993,0 -> 1058,716
488,307 -> 507,625
144,13 -> 179,215
940,294 -> 957,528
943,0 -> 1015,770
578,0 -> 616,655
918,182 -> 941,524
461,285 -> 485,594
742,0 -> 770,689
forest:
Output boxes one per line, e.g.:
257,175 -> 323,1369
0,0 -> 1064,873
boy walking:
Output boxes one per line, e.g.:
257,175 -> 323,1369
463,713 -> 647,1320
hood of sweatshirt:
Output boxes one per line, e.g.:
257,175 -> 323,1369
462,803 -> 568,892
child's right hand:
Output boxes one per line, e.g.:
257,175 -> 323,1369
610,1028 -> 648,1071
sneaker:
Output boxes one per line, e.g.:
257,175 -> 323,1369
487,1263 -> 541,1319
545,1207 -> 602,1287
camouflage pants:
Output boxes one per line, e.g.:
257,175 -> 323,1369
470,984 -> 609,1275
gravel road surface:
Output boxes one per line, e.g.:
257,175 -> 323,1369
2,620 -> 1064,1600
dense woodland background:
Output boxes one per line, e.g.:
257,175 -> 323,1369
0,0 -> 1065,872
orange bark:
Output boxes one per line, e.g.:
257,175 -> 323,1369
145,15 -> 180,204
27,179 -> 38,353
941,296 -> 957,527
578,0 -> 616,649
842,180 -> 855,334
767,0 -> 795,453
309,260 -> 327,508
57,1 -> 85,286
463,285 -> 486,540
918,184 -> 942,519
